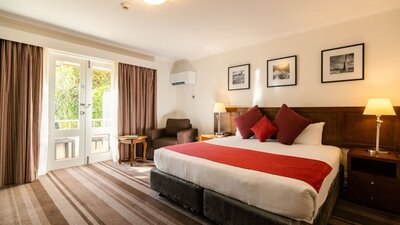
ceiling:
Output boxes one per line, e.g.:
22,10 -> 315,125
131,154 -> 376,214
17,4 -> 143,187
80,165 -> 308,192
0,0 -> 400,61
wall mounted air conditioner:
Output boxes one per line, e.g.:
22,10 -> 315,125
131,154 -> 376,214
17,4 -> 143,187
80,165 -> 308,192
170,71 -> 196,86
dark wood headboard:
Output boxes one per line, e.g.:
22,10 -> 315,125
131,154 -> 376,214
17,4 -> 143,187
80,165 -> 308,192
214,106 -> 400,152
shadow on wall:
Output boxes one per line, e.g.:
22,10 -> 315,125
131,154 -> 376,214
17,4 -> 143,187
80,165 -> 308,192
171,59 -> 195,74
174,110 -> 189,119
160,110 -> 204,132
159,111 -> 181,127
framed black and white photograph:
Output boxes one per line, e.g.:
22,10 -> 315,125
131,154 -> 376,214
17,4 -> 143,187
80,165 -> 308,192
321,43 -> 364,83
228,64 -> 250,91
267,55 -> 297,87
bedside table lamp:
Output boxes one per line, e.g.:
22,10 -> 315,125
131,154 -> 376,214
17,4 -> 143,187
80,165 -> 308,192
213,102 -> 226,135
363,98 -> 396,154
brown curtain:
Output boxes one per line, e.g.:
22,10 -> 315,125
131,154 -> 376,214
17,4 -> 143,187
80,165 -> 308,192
118,63 -> 157,158
0,39 -> 43,188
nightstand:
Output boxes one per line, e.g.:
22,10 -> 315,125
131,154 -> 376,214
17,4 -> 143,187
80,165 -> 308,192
198,134 -> 227,142
347,148 -> 400,214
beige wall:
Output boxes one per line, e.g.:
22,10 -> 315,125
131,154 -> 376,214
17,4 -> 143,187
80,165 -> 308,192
175,9 -> 400,134
0,24 -> 177,127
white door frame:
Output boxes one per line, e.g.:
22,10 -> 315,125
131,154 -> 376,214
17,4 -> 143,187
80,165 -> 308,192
47,53 -> 114,171
48,54 -> 87,171
85,60 -> 114,164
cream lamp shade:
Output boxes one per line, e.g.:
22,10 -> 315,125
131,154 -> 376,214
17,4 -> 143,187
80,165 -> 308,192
213,102 -> 227,113
363,98 -> 396,116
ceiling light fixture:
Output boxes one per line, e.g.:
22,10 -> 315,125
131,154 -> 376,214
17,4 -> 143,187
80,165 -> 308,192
120,1 -> 131,10
143,0 -> 167,5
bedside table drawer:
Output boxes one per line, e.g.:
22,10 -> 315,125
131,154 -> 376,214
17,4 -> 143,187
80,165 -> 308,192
347,148 -> 400,214
348,171 -> 400,213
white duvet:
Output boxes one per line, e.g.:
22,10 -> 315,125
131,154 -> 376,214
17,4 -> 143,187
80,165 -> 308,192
154,136 -> 341,223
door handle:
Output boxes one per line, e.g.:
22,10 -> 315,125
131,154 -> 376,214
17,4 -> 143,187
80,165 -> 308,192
80,103 -> 92,108
80,111 -> 85,115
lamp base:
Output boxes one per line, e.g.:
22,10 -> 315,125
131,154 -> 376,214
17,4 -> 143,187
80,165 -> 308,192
215,132 -> 225,138
368,148 -> 389,154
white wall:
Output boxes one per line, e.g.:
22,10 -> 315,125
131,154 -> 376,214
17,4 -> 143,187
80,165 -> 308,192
0,25 -> 177,127
176,9 -> 400,134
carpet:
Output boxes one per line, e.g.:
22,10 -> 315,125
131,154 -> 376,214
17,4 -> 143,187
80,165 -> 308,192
1,161 -> 399,225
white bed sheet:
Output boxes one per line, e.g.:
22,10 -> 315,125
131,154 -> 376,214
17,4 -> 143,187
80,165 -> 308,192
154,136 -> 341,223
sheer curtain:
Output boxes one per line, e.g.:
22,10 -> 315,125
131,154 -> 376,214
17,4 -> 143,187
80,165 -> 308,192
0,39 -> 43,187
110,62 -> 119,162
118,63 -> 157,159
38,49 -> 49,176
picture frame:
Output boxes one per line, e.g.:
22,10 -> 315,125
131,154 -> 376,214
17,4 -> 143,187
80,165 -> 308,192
321,43 -> 364,83
267,55 -> 297,87
228,64 -> 250,91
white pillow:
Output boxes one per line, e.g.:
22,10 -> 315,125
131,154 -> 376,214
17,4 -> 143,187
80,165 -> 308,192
235,128 -> 242,138
235,128 -> 256,139
293,122 -> 325,145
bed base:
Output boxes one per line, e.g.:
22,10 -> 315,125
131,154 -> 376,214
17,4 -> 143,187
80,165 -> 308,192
150,167 -> 342,225
150,167 -> 204,214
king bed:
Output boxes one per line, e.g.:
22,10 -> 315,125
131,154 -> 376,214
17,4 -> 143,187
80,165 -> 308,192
149,105 -> 399,225
151,137 -> 342,225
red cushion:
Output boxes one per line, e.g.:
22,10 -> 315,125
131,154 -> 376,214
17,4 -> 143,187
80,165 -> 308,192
273,104 -> 311,145
234,105 -> 263,139
250,116 -> 278,142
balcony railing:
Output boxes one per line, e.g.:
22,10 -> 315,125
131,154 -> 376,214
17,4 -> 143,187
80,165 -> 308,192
55,119 -> 78,129
55,118 -> 110,129
92,119 -> 111,128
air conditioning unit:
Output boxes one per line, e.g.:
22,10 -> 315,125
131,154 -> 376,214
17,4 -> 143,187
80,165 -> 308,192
170,71 -> 196,86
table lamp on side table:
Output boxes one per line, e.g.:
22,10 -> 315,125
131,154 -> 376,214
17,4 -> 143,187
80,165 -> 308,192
363,98 -> 396,154
213,102 -> 226,135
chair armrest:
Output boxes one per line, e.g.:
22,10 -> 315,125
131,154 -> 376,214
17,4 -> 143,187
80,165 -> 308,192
146,128 -> 166,141
177,128 -> 198,144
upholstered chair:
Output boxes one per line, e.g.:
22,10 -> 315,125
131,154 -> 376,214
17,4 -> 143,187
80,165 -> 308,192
146,119 -> 198,159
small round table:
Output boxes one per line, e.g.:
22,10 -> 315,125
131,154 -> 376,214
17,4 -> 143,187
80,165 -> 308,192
118,135 -> 148,166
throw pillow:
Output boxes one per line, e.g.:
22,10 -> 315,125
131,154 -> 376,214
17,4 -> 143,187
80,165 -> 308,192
234,105 -> 263,139
250,116 -> 278,142
273,104 -> 312,145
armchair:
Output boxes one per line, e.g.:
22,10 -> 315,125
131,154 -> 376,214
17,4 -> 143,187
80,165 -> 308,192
146,119 -> 198,159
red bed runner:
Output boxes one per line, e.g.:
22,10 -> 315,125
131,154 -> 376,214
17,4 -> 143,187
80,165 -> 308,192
165,142 -> 332,192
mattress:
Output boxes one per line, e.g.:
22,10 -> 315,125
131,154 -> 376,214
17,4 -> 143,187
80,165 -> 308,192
154,136 -> 341,223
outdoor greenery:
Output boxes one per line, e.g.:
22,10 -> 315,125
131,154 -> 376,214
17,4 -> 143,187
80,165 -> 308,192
55,64 -> 80,129
92,68 -> 111,127
55,63 -> 111,129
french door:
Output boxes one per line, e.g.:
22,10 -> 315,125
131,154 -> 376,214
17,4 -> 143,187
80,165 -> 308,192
47,53 -> 114,171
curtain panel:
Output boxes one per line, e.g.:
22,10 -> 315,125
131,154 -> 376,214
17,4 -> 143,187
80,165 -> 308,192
118,63 -> 157,159
0,39 -> 43,188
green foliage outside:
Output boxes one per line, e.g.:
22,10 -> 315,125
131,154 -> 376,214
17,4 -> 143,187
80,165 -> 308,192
92,68 -> 111,127
55,64 -> 80,129
55,63 -> 111,129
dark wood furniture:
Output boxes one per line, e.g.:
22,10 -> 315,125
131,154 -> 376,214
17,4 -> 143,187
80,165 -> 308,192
198,134 -> 216,142
198,134 -> 228,141
347,148 -> 400,214
215,106 -> 400,152
118,136 -> 148,166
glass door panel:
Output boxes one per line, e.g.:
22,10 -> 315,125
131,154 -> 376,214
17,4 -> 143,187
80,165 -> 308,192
55,136 -> 79,160
48,54 -> 114,170
86,62 -> 113,163
91,134 -> 110,154
91,66 -> 112,130
54,61 -> 81,130
48,54 -> 86,171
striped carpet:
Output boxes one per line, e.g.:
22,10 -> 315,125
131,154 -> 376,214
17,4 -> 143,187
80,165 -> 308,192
1,161 -> 399,225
